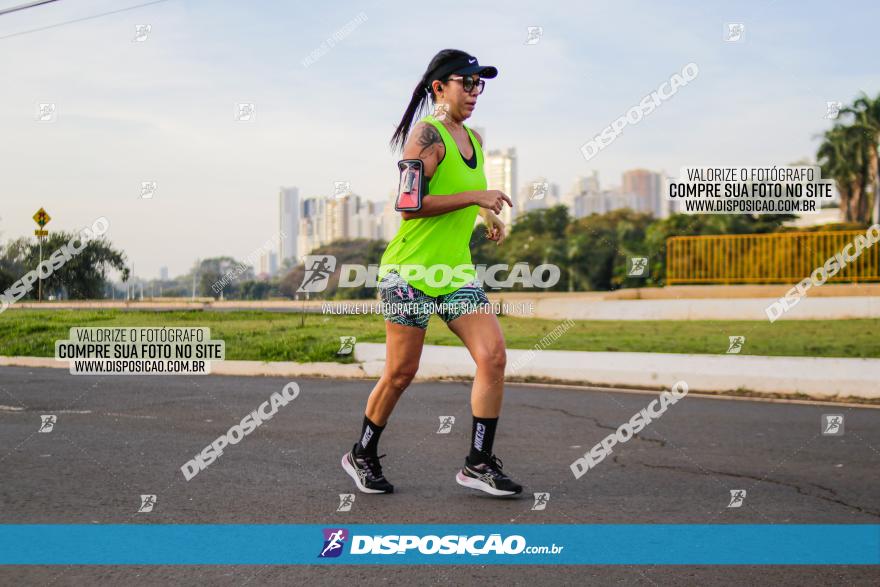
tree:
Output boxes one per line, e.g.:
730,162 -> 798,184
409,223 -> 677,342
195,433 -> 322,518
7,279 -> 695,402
818,124 -> 871,222
817,92 -> 880,225
843,92 -> 880,224
279,239 -> 388,299
0,267 -> 14,294
566,209 -> 653,290
501,206 -> 572,291
240,280 -> 273,300
0,232 -> 128,300
191,257 -> 253,299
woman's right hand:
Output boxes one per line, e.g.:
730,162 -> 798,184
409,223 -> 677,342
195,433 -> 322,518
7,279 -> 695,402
473,190 -> 513,214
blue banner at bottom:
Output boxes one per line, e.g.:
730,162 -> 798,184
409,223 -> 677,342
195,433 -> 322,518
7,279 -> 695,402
1,524 -> 877,565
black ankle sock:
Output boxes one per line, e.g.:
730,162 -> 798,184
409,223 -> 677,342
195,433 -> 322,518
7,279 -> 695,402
355,414 -> 385,456
468,416 -> 498,463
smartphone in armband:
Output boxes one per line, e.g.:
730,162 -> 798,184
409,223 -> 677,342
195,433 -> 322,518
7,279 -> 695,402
395,159 -> 424,212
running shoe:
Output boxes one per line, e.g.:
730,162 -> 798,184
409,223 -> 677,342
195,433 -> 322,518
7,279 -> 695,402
455,454 -> 522,497
341,443 -> 394,494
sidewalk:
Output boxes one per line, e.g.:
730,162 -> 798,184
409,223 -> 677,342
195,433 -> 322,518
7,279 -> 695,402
354,344 -> 879,400
3,343 -> 877,401
9,282 -> 880,320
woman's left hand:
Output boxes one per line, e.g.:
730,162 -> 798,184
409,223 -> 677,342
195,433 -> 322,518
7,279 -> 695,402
484,213 -> 506,245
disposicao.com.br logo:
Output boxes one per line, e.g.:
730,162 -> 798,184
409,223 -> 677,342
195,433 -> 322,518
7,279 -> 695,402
298,255 -> 561,293
318,528 -> 563,557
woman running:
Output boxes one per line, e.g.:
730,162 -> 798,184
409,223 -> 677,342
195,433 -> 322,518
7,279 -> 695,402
341,49 -> 521,497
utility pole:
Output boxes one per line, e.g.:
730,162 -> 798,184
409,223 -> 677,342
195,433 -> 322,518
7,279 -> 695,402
192,258 -> 199,301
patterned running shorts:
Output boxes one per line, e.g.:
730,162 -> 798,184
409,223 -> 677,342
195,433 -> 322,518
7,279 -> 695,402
378,270 -> 491,329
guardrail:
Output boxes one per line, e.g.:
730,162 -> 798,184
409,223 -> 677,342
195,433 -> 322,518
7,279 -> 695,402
666,230 -> 880,284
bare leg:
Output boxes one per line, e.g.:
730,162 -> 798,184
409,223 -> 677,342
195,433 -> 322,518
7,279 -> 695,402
446,311 -> 507,417
364,321 -> 426,425
447,311 -> 523,496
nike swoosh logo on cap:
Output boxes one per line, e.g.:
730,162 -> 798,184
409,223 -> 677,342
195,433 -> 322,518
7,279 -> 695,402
468,58 -> 476,63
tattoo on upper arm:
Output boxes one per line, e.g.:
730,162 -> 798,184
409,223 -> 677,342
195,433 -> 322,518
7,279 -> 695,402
416,124 -> 442,157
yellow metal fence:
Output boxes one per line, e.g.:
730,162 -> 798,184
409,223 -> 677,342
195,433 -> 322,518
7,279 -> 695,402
666,230 -> 880,285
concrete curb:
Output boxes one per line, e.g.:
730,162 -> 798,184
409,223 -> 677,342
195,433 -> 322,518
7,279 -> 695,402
355,343 -> 880,400
0,356 -> 366,379
210,360 -> 366,378
4,346 -> 878,400
501,296 -> 880,321
0,357 -> 59,369
7,292 -> 880,320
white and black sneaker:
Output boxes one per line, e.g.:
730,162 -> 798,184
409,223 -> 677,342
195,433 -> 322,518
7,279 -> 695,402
456,454 -> 522,497
341,443 -> 394,494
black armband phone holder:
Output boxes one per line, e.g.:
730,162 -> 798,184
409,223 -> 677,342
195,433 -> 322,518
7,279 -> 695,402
395,159 -> 425,212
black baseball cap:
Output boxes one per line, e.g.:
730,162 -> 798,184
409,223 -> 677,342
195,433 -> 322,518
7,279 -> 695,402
426,50 -> 498,83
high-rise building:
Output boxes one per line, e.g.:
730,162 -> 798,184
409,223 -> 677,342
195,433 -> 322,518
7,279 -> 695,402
381,191 -> 402,242
259,251 -> 279,277
295,194 -> 385,255
607,189 -> 642,213
571,188 -> 622,218
352,198 -> 381,240
484,147 -> 517,227
326,193 -> 378,242
297,196 -> 326,257
279,187 -> 299,264
572,192 -> 600,218
325,195 -> 350,243
571,172 -> 600,197
159,266 -> 168,281
565,172 -> 600,218
519,178 -> 560,214
663,175 -> 681,216
622,169 -> 663,217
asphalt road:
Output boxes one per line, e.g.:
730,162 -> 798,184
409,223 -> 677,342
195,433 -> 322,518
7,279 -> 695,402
0,366 -> 878,585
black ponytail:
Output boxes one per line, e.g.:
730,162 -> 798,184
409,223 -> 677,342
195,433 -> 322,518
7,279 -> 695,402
390,48 -> 472,153
390,76 -> 432,153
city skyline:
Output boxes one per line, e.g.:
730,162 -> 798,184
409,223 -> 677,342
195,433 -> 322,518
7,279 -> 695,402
266,165 -> 671,279
1,1 -> 875,278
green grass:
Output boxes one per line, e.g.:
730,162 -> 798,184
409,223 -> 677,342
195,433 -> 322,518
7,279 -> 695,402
0,309 -> 877,362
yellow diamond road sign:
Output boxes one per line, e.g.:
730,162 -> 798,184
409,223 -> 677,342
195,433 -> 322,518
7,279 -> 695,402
33,208 -> 51,227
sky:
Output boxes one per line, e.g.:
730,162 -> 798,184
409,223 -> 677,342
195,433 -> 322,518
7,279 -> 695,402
1,0 -> 878,278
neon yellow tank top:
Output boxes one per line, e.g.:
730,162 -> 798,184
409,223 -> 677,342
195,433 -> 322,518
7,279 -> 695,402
379,114 -> 486,296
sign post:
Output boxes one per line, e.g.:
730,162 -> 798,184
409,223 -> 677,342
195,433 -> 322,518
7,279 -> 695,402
32,208 -> 51,302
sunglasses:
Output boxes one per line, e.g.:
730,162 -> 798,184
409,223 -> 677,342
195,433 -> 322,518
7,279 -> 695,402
446,75 -> 486,95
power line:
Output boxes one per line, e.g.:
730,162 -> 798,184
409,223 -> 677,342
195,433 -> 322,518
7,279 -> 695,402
0,0 -> 169,41
0,0 -> 62,18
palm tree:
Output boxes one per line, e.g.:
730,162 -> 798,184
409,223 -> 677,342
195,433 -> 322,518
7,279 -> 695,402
843,93 -> 880,224
817,125 -> 867,222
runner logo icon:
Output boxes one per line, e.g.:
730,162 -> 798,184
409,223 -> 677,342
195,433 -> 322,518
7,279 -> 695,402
821,414 -> 844,435
138,494 -> 157,513
437,416 -> 455,434
337,336 -> 356,355
337,494 -> 355,512
727,489 -> 746,508
38,415 -> 57,433
319,528 -> 348,557
298,255 -> 337,293
727,336 -> 745,354
531,492 -> 550,511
